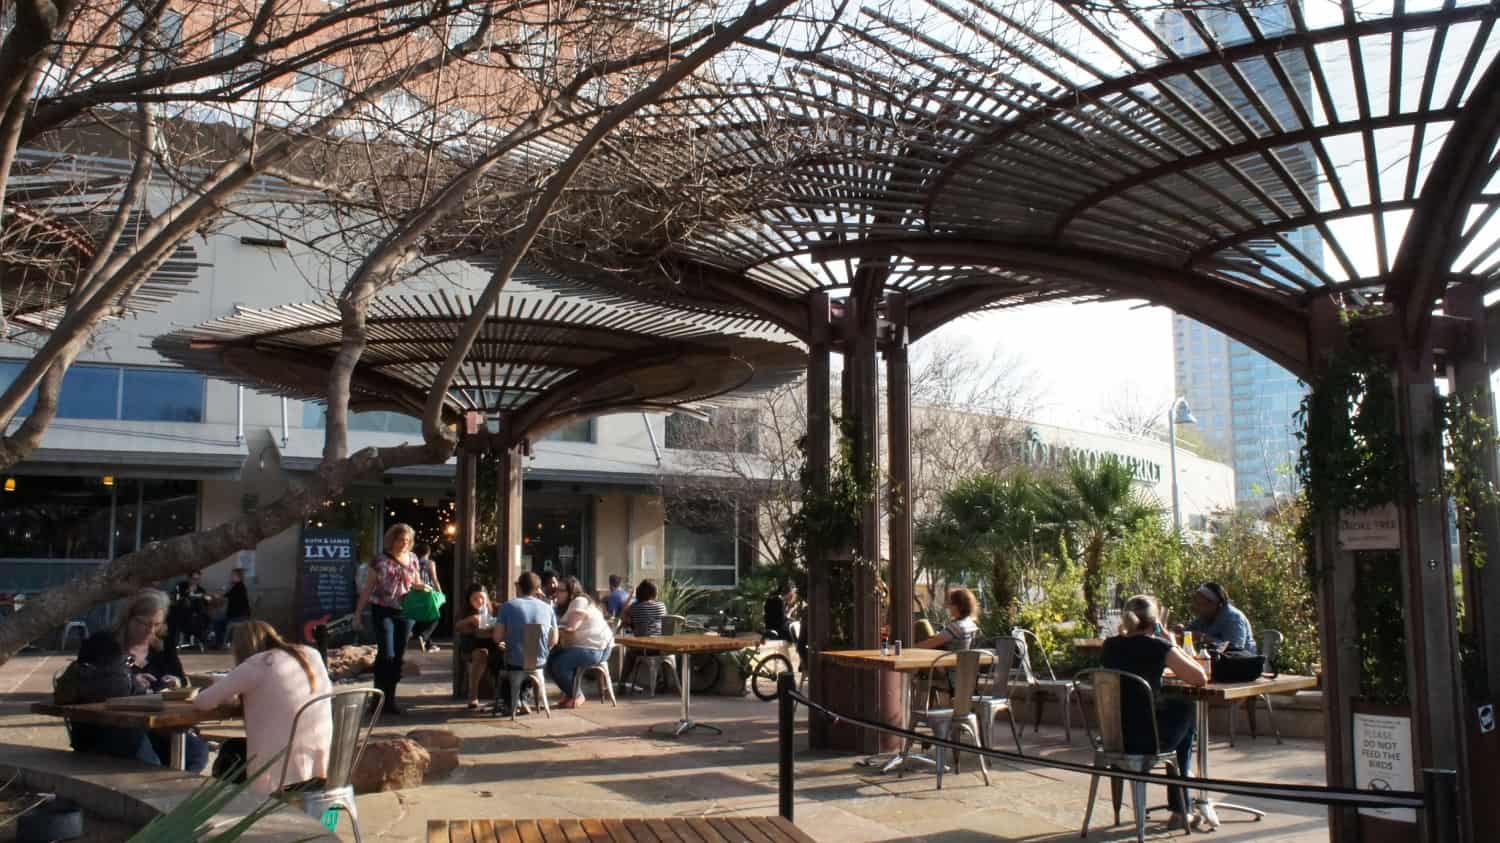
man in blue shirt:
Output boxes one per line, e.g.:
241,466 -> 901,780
1184,581 -> 1255,652
605,575 -> 630,618
492,571 -> 558,714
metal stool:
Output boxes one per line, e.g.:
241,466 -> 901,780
59,620 -> 88,652
572,661 -> 618,707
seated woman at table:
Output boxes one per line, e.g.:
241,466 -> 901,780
454,583 -> 503,710
916,587 -> 979,651
547,577 -> 615,709
194,620 -> 332,794
81,589 -> 210,771
1102,594 -> 1208,830
54,631 -> 160,765
621,579 -> 668,686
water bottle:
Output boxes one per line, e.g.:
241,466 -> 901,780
880,637 -> 890,656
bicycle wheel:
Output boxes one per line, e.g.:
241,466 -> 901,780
751,653 -> 794,701
689,652 -> 723,693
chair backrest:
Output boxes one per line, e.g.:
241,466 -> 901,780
1015,628 -> 1057,682
662,615 -> 685,636
522,623 -> 543,671
984,637 -> 1019,701
1260,629 -> 1283,676
280,686 -> 382,791
949,650 -> 983,719
1075,668 -> 1159,756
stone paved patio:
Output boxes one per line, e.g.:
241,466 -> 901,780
1,648 -> 1330,842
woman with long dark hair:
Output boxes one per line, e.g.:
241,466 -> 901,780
453,583 -> 502,710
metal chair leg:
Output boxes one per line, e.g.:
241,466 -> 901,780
1261,694 -> 1282,744
1110,776 -> 1123,825
1130,778 -> 1148,843
1082,774 -> 1101,838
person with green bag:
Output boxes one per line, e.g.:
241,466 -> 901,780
406,543 -> 445,653
353,523 -> 420,715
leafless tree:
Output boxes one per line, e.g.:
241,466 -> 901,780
0,0 -> 806,660
1099,384 -> 1169,441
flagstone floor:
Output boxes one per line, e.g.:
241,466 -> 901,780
0,648 -> 1330,842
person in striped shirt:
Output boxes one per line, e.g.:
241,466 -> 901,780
622,579 -> 668,690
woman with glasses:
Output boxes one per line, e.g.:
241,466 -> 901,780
65,590 -> 207,770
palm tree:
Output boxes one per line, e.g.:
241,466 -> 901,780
1052,457 -> 1160,628
916,470 -> 1064,626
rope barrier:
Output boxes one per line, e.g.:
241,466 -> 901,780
784,688 -> 1426,811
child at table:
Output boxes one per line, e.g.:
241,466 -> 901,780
194,620 -> 332,794
1101,594 -> 1208,831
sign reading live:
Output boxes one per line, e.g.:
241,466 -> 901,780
1338,505 -> 1401,551
1352,711 -> 1416,823
297,529 -> 357,645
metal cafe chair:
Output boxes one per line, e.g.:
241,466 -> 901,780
906,649 -> 991,790
1014,628 -> 1087,743
1229,629 -> 1285,747
1075,669 -> 1190,842
276,686 -> 383,843
494,623 -> 551,720
973,635 -> 1024,759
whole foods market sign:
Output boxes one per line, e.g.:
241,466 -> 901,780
1018,427 -> 1163,485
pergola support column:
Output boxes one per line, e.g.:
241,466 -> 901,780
849,279 -> 881,651
493,445 -> 524,602
450,440 -> 479,698
884,292 -> 914,648
805,293 -> 834,750
1309,296 -> 1361,843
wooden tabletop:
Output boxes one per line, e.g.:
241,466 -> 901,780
821,648 -> 995,673
427,817 -> 815,843
613,635 -> 751,655
1162,674 -> 1318,702
1072,638 -> 1105,652
32,700 -> 239,731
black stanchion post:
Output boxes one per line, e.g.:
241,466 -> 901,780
1422,768 -> 1458,843
778,672 -> 795,822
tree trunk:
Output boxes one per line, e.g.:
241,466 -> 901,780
0,440 -> 449,664
1082,535 -> 1106,629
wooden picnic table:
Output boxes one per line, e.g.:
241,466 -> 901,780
427,817 -> 816,843
1159,674 -> 1318,830
614,634 -> 750,737
32,700 -> 240,770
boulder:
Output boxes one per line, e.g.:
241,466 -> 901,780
350,738 -> 429,793
327,645 -> 377,680
406,729 -> 461,780
405,729 -> 461,751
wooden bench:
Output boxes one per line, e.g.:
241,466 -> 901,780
427,817 -> 816,842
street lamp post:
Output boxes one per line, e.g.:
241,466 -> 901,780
1167,397 -> 1197,533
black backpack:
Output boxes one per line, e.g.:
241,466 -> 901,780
1208,645 -> 1265,683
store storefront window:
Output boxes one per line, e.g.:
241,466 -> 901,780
542,418 -> 594,443
0,475 -> 198,560
301,404 -> 423,434
664,500 -> 738,588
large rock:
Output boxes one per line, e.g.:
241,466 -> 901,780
351,738 -> 429,793
406,729 -> 461,780
327,645 -> 377,680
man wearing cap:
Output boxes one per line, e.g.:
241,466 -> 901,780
1184,581 -> 1255,652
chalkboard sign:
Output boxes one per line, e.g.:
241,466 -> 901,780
297,529 -> 357,644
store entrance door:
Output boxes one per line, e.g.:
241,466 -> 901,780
521,499 -> 590,588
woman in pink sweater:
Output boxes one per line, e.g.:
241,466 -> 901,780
194,621 -> 332,794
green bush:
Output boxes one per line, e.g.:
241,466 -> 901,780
1111,507 -> 1320,676
1006,564 -> 1092,675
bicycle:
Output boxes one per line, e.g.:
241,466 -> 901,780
746,624 -> 805,701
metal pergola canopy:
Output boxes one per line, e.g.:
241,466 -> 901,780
154,289 -> 806,442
